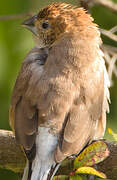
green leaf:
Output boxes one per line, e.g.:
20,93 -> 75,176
70,175 -> 83,180
74,141 -> 109,169
108,128 -> 117,141
53,175 -> 68,180
75,167 -> 106,179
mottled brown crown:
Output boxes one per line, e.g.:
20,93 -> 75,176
34,2 -> 99,48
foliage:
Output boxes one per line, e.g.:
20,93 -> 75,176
108,128 -> 117,141
72,141 -> 109,179
75,167 -> 106,179
74,141 -> 109,169
54,141 -> 109,180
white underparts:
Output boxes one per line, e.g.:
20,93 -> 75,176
31,127 -> 58,180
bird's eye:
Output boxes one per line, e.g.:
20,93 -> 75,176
42,21 -> 50,29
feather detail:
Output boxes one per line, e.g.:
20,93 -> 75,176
25,127 -> 58,180
22,161 -> 29,180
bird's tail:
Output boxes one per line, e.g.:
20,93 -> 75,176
22,127 -> 59,180
22,160 -> 30,180
22,158 -> 60,180
31,157 -> 60,180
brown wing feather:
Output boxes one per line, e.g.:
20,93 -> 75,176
54,51 -> 107,162
9,61 -> 32,131
14,98 -> 38,149
9,48 -> 48,150
55,94 -> 105,162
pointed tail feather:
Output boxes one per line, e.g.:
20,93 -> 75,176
22,160 -> 60,180
22,127 -> 59,180
47,163 -> 60,180
22,160 -> 29,180
30,157 -> 60,180
22,143 -> 36,180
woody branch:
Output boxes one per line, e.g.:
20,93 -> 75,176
80,1 -> 117,87
80,0 -> 117,86
80,0 -> 117,13
0,12 -> 33,21
101,26 -> 117,86
0,129 -> 117,180
0,0 -> 117,21
92,0 -> 117,13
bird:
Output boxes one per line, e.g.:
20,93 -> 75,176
9,2 -> 110,180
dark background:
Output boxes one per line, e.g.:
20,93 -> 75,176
0,0 -> 117,179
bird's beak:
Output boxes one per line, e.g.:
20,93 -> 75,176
22,15 -> 38,36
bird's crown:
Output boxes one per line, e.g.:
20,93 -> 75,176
22,2 -> 98,48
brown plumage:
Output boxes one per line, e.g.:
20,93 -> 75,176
9,3 -> 110,180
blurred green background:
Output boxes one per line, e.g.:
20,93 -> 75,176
0,0 -> 117,179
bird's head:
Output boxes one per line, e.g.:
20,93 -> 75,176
22,3 -> 97,48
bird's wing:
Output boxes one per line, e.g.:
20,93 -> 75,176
9,47 -> 47,150
55,56 -> 110,162
9,59 -> 32,133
